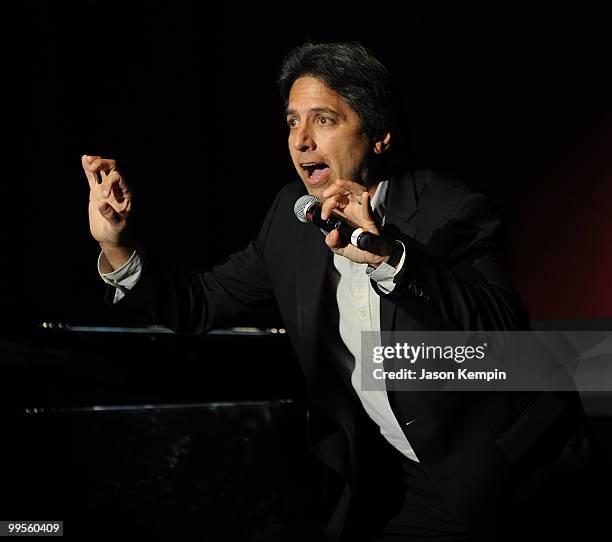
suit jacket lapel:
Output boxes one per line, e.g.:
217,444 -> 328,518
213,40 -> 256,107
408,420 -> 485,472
379,169 -> 428,332
384,169 -> 420,232
295,220 -> 332,382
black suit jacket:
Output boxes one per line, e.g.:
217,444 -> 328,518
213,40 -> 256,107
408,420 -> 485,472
114,169 -> 584,541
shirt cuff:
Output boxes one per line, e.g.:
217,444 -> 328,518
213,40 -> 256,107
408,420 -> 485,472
366,241 -> 406,294
98,247 -> 144,303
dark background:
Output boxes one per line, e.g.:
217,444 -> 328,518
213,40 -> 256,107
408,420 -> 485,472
3,4 -> 612,538
7,1 -> 612,332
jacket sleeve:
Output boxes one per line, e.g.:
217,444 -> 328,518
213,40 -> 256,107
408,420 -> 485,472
108,191 -> 282,334
372,192 -> 530,331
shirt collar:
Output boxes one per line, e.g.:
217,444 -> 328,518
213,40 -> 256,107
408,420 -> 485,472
370,180 -> 389,224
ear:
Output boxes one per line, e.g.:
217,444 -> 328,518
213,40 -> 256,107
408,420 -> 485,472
373,133 -> 392,155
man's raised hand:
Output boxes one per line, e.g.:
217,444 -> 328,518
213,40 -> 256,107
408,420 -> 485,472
82,155 -> 135,271
320,179 -> 391,267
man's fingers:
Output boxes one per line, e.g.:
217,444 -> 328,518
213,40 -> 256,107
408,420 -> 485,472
89,157 -> 117,174
81,155 -> 98,188
322,179 -> 366,199
118,175 -> 130,192
82,155 -> 118,191
83,155 -> 117,175
321,194 -> 347,220
101,171 -> 131,201
97,201 -> 122,225
324,229 -> 344,252
360,191 -> 378,230
334,179 -> 366,193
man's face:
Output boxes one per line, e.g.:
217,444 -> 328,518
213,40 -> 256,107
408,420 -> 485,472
286,76 -> 371,200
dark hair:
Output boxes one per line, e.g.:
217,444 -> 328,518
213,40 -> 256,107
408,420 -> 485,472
278,41 -> 402,145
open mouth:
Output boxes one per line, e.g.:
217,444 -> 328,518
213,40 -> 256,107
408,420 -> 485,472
302,162 -> 328,176
301,162 -> 331,184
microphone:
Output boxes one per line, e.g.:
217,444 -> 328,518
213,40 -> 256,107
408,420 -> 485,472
293,195 -> 379,251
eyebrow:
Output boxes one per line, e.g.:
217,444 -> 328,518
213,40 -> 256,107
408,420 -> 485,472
285,107 -> 342,118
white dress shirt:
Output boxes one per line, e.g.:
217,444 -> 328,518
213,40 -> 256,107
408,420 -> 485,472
332,182 -> 418,461
99,180 -> 418,462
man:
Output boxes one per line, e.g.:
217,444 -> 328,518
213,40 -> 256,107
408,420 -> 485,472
83,42 -> 584,541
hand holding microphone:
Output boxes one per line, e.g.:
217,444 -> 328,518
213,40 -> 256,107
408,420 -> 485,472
294,179 -> 396,267
294,194 -> 379,250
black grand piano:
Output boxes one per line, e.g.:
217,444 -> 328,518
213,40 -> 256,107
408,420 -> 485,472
0,324 -> 332,540
2,321 -> 612,540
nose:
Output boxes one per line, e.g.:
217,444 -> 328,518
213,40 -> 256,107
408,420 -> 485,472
291,123 -> 316,152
